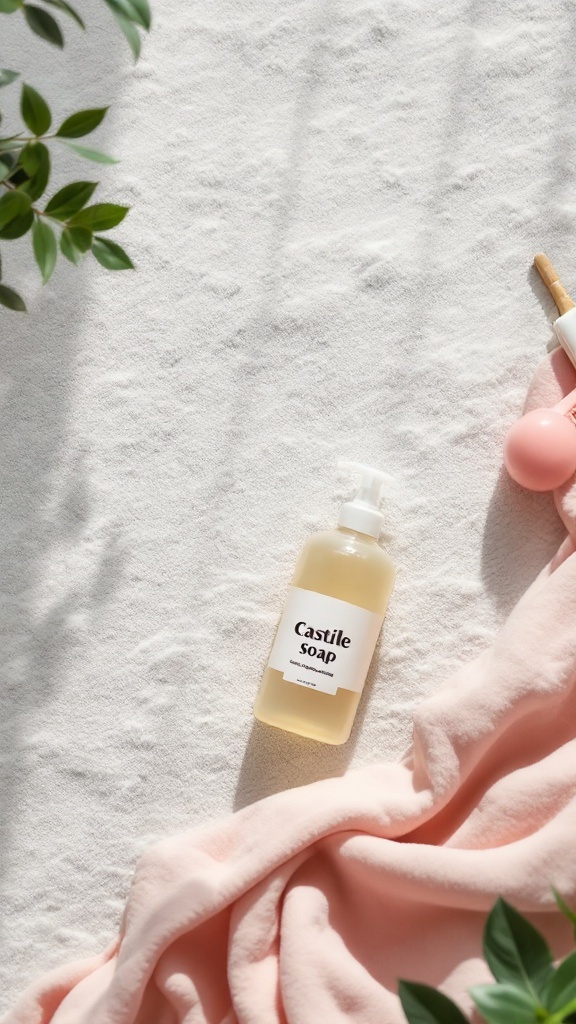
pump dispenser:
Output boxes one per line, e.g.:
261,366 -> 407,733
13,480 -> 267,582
254,463 -> 396,745
337,461 -> 392,537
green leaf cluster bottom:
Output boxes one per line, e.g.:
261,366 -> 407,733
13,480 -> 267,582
399,896 -> 576,1024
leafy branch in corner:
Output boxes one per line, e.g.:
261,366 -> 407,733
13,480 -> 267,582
399,890 -> 576,1024
0,0 -> 150,58
0,0 -> 151,312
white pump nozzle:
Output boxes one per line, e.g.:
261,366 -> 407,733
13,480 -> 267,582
337,461 -> 393,539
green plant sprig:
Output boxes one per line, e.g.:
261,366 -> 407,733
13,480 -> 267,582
0,0 -> 150,60
0,0 -> 150,311
399,892 -> 576,1024
0,78 -> 134,312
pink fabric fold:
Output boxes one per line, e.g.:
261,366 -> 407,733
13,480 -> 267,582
6,351 -> 576,1024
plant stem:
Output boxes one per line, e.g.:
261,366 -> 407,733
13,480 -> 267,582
548,997 -> 576,1024
0,134 -> 57,144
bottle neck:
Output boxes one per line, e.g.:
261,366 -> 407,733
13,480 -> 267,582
337,501 -> 383,539
336,525 -> 379,544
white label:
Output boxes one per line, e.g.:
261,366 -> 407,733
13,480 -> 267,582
267,587 -> 384,695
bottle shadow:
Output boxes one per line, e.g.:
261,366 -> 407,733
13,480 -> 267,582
233,630 -> 384,810
233,722 -> 349,809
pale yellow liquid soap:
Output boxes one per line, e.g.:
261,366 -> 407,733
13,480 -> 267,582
254,463 -> 395,745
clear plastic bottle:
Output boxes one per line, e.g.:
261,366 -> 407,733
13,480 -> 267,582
254,463 -> 395,744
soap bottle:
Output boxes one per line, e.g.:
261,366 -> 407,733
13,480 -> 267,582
254,462 -> 395,745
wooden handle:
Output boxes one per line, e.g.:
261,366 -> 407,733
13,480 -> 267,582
534,253 -> 575,315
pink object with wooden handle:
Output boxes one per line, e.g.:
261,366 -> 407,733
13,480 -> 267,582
504,254 -> 576,491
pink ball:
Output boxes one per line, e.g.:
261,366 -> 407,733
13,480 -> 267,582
504,408 -> 576,491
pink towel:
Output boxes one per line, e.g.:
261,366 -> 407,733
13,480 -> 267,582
6,350 -> 576,1024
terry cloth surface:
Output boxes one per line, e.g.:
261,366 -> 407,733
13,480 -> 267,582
4,355 -> 576,1020
3,0 -> 576,1016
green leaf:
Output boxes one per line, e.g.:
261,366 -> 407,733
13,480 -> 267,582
0,189 -> 31,229
0,159 -> 9,180
68,226 -> 91,251
0,0 -> 21,12
470,983 -> 540,1024
41,0 -> 84,28
104,0 -> 149,29
20,83 -> 52,135
56,108 -> 108,139
552,889 -> 576,943
60,225 -> 91,263
59,141 -> 119,164
32,217 -> 57,283
60,231 -> 80,263
546,951 -> 576,1013
44,180 -> 97,219
69,203 -> 129,231
60,227 -> 81,263
19,141 -> 50,201
19,140 -> 41,175
0,69 -> 20,87
483,898 -> 553,1001
123,0 -> 150,29
60,229 -> 79,263
91,235 -> 133,270
0,187 -> 35,238
0,209 -> 33,238
397,981 -> 469,1024
106,5 -> 141,58
0,283 -> 26,311
23,4 -> 64,46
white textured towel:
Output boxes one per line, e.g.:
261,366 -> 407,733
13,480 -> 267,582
0,0 -> 573,1010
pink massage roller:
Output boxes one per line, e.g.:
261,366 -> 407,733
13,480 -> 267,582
504,253 -> 576,492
